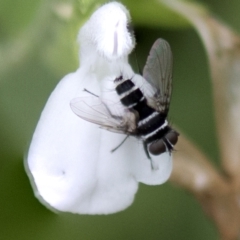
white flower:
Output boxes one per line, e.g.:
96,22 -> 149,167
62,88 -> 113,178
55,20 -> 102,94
25,2 -> 172,215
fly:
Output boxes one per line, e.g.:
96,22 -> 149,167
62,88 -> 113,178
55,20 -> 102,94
70,38 -> 179,166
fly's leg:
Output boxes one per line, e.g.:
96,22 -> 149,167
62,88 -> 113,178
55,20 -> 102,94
83,88 -> 99,97
143,142 -> 158,170
84,88 -> 129,153
111,135 -> 129,153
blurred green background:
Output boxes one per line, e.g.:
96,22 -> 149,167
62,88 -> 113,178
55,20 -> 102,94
1,0 -> 239,239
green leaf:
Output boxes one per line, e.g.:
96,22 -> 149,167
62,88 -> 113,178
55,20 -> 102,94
122,0 -> 192,28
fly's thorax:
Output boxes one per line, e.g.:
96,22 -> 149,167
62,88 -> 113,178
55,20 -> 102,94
140,118 -> 168,143
138,113 -> 167,135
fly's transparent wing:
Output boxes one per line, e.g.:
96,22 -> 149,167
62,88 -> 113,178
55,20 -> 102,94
143,38 -> 173,115
70,96 -> 134,134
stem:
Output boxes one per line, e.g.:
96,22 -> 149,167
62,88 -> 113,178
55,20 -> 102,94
170,132 -> 240,240
159,1 -> 240,238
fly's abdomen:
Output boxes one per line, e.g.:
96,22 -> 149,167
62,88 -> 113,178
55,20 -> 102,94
115,79 -> 144,108
121,88 -> 144,107
114,76 -> 169,143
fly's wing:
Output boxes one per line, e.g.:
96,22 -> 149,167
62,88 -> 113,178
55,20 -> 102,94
143,38 -> 173,116
70,96 -> 135,134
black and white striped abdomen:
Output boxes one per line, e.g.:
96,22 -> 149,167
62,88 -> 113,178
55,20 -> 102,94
114,76 -> 168,143
115,77 -> 144,108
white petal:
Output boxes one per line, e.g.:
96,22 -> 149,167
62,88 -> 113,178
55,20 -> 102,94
26,2 -> 172,215
78,2 -> 135,65
26,67 -> 172,214
26,69 -> 138,214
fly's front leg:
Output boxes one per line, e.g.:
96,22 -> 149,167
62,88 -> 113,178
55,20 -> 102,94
143,142 -> 158,171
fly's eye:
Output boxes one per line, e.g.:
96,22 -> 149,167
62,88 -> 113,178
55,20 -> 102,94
149,139 -> 166,156
149,131 -> 179,156
165,131 -> 179,146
